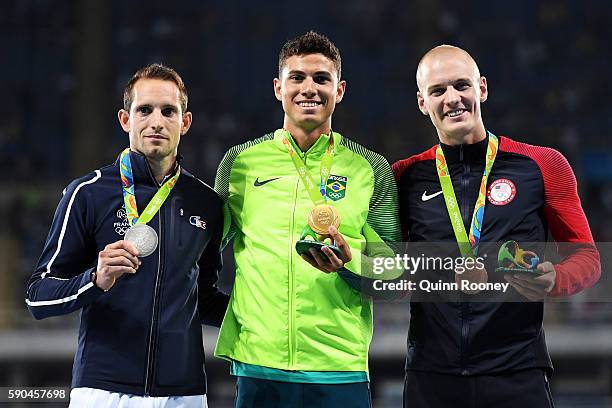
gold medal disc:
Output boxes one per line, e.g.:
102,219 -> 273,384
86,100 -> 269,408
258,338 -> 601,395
308,204 -> 341,236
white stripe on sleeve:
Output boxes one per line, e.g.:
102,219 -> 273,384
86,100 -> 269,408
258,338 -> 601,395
25,282 -> 95,307
42,170 -> 102,279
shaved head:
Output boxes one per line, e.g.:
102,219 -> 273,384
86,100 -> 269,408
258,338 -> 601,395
416,45 -> 480,92
414,44 -> 488,145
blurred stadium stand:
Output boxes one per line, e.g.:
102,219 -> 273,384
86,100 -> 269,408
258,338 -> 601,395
1,0 -> 611,406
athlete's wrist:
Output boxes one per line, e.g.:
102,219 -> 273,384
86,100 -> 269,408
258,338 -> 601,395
91,270 -> 113,292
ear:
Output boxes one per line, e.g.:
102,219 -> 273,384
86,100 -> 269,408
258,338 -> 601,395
180,111 -> 193,135
335,80 -> 347,104
118,109 -> 131,132
417,91 -> 429,116
273,78 -> 282,102
479,76 -> 488,103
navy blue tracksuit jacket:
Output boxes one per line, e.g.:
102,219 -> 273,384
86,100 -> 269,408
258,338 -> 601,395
26,150 -> 229,396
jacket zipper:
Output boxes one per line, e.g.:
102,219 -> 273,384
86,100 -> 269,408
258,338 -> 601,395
287,155 -> 302,368
459,145 -> 470,375
144,211 -> 164,395
460,302 -> 469,375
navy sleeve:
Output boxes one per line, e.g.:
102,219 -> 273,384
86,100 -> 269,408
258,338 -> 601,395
25,173 -> 105,319
197,196 -> 230,327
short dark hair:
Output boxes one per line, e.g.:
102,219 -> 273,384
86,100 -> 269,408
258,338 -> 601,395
278,31 -> 342,78
123,63 -> 188,112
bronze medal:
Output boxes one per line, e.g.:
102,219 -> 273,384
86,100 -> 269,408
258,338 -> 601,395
455,265 -> 488,295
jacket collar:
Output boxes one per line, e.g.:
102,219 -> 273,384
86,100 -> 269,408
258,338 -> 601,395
439,132 -> 490,164
115,149 -> 182,187
273,128 -> 342,158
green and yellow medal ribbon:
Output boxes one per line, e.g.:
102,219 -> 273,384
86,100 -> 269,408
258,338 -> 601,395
282,130 -> 334,205
435,133 -> 499,257
120,148 -> 180,226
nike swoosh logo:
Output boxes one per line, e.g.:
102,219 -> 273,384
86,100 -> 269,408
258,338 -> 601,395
254,177 -> 281,187
421,190 -> 443,201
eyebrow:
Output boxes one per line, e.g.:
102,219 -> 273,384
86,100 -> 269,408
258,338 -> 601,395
134,103 -> 178,110
427,77 -> 473,92
287,70 -> 332,77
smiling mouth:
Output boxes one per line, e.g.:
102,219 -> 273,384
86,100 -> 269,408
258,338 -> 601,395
446,109 -> 467,118
297,101 -> 322,108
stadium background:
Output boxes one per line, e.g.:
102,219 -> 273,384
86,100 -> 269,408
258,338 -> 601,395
1,1 -> 611,407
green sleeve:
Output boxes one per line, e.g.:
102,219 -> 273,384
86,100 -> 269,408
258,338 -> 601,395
214,133 -> 275,249
338,140 -> 404,290
339,138 -> 402,245
365,154 -> 402,244
214,146 -> 240,249
361,155 -> 405,281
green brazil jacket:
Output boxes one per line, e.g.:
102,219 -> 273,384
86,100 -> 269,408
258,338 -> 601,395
214,129 -> 401,372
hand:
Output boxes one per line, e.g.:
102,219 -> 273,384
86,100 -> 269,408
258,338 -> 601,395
94,240 -> 141,291
301,226 -> 352,273
504,261 -> 556,301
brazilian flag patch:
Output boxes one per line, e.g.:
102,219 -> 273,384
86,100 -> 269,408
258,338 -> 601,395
326,174 -> 347,201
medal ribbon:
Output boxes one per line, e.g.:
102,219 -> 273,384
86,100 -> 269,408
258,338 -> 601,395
282,130 -> 334,205
120,148 -> 180,226
435,133 -> 499,257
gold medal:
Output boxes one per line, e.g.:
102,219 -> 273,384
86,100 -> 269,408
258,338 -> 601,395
308,204 -> 341,236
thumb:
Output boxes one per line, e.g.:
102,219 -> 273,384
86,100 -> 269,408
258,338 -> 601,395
328,226 -> 352,262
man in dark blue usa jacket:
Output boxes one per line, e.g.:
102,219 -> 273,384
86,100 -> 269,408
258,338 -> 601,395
393,46 -> 600,408
26,64 -> 228,407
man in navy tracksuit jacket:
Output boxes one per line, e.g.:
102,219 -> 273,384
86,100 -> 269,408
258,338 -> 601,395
392,46 -> 600,407
26,64 -> 228,407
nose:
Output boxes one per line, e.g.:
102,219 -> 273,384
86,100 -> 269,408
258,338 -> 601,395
301,77 -> 316,98
444,86 -> 461,106
150,109 -> 163,131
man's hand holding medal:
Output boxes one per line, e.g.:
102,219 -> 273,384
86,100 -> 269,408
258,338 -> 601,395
504,263 -> 556,301
300,223 -> 353,273
494,240 -> 556,300
93,240 -> 141,291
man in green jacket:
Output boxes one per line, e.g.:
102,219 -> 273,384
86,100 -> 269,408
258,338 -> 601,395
214,31 -> 401,407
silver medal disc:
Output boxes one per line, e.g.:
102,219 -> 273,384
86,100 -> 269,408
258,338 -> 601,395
124,224 -> 158,257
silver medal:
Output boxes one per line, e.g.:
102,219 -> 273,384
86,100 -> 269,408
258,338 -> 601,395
124,224 -> 158,257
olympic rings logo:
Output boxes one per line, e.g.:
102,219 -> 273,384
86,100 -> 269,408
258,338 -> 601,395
115,226 -> 129,236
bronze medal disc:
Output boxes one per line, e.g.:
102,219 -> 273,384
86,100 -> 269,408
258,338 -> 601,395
308,205 -> 341,235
